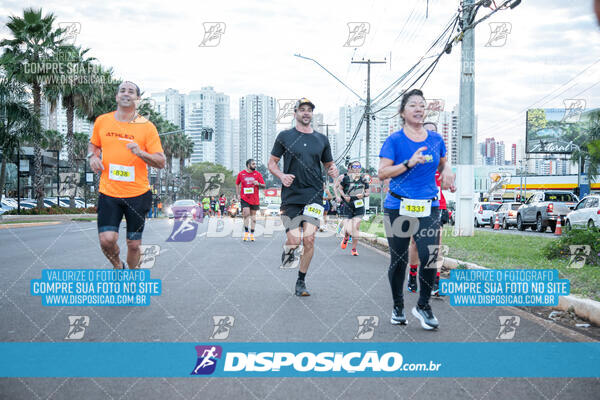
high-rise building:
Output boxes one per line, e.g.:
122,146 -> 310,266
311,113 -> 324,131
215,93 -> 231,169
185,88 -> 216,164
338,104 -> 366,164
230,118 -> 241,172
450,105 -> 459,165
495,141 -> 505,166
40,97 -> 93,138
150,88 -> 185,128
239,94 -> 277,167
372,103 -> 401,168
511,143 -> 517,165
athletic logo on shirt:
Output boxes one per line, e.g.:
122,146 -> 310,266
191,345 -> 223,375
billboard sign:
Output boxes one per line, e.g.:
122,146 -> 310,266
526,108 -> 596,154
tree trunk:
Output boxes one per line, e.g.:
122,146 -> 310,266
66,102 -> 76,208
0,152 -> 7,204
32,83 -> 44,209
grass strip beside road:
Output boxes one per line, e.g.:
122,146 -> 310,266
71,217 -> 97,222
359,216 -> 600,301
0,219 -> 60,224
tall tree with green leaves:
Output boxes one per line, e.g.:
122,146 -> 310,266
0,78 -> 40,203
0,8 -> 65,208
44,45 -> 96,207
571,109 -> 600,182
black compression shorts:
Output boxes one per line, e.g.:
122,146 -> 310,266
241,199 -> 260,211
97,190 -> 152,240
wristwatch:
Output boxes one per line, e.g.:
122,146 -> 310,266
402,159 -> 412,170
86,152 -> 95,160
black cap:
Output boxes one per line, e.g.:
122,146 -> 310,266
294,97 -> 315,111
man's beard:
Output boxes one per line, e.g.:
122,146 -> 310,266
249,166 -> 256,171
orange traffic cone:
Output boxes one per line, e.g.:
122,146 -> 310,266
494,214 -> 500,230
555,219 -> 562,236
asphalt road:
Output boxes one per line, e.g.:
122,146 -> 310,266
0,217 -> 598,399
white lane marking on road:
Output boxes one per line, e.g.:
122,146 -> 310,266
70,227 -> 96,232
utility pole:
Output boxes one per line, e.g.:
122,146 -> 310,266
455,0 -> 476,237
351,59 -> 386,171
318,123 -> 335,140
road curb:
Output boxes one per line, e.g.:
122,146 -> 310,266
0,221 -> 63,229
0,214 -> 97,222
358,231 -> 600,326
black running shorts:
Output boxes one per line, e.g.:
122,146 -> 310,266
97,190 -> 152,240
241,199 -> 260,211
280,204 -> 320,232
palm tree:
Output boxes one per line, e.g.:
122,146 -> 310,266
176,133 -> 194,174
44,45 -> 96,207
41,129 -> 64,153
1,8 -> 65,209
0,78 -> 39,203
77,65 -> 120,123
73,132 -> 89,160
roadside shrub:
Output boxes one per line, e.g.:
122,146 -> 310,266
4,206 -> 97,215
542,227 -> 600,266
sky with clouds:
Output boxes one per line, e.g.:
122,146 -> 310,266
1,0 -> 599,149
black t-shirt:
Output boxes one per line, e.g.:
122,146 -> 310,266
340,174 -> 370,206
271,128 -> 333,205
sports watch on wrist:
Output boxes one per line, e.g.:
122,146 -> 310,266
86,152 -> 95,160
402,159 -> 412,170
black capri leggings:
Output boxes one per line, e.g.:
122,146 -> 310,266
384,207 -> 441,307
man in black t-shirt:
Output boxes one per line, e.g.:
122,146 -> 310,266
268,97 -> 338,296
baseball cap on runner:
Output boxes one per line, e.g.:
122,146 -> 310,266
294,98 -> 315,111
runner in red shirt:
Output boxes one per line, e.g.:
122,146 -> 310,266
218,194 -> 227,218
236,159 -> 265,241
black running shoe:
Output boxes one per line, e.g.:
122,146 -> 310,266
295,279 -> 310,296
407,269 -> 418,293
431,278 -> 440,297
390,304 -> 407,325
281,248 -> 297,269
412,303 -> 439,330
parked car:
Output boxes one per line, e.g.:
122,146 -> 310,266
167,199 -> 203,221
565,195 -> 600,230
493,202 -> 522,229
264,203 -> 281,217
474,202 -> 502,227
516,191 -> 577,232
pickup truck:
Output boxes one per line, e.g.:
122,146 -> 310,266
516,191 -> 578,232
